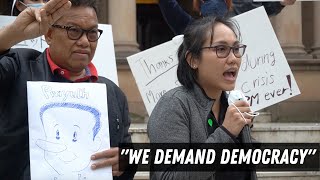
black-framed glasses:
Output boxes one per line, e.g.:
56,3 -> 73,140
201,44 -> 247,58
51,24 -> 103,42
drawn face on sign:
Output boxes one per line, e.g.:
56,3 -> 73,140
36,103 -> 102,175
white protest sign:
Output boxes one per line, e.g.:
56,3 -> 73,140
0,15 -> 118,85
234,6 -> 300,111
127,6 -> 300,115
127,36 -> 182,115
27,81 -> 112,180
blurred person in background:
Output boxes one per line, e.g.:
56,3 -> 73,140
159,0 -> 296,35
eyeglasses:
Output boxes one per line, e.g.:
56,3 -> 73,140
201,44 -> 247,58
51,24 -> 103,42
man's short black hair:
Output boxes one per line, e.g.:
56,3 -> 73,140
70,0 -> 98,15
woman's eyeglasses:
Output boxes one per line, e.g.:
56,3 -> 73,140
201,44 -> 247,58
51,24 -> 103,42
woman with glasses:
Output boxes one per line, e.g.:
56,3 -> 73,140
148,16 -> 256,180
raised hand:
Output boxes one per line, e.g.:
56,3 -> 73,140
11,0 -> 71,41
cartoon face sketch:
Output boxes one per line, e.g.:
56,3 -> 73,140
37,102 -> 102,175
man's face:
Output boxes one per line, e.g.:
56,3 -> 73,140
38,107 -> 100,175
45,6 -> 99,73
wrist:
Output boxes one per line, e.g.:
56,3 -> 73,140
0,24 -> 24,52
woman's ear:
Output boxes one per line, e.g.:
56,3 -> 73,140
186,51 -> 199,69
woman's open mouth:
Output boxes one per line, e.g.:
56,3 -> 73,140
223,68 -> 237,81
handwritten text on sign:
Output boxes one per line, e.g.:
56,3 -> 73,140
127,36 -> 183,114
127,7 -> 300,115
233,7 -> 300,111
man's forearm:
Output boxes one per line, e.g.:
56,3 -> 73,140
0,24 -> 23,54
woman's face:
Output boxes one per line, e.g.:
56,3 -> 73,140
195,22 -> 241,97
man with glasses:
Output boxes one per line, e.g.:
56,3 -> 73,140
0,0 -> 135,179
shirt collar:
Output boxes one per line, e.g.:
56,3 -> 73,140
46,48 -> 98,82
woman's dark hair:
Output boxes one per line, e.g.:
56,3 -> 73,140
177,16 -> 241,89
70,0 -> 98,15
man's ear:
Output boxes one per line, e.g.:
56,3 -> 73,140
186,51 -> 199,69
16,1 -> 25,12
44,28 -> 53,45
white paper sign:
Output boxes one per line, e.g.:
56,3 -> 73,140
233,6 -> 300,111
27,81 -> 112,180
127,35 -> 183,114
0,15 -> 118,85
127,6 -> 300,115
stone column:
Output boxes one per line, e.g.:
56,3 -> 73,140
108,0 -> 140,60
312,2 -> 320,56
272,2 -> 306,58
108,0 -> 146,119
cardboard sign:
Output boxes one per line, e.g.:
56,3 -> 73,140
127,6 -> 300,115
27,81 -> 111,179
0,15 -> 118,85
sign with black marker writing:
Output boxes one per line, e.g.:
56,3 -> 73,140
127,35 -> 182,115
233,6 -> 300,111
0,15 -> 118,85
127,6 -> 300,115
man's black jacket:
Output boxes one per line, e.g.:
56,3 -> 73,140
0,48 -> 135,179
